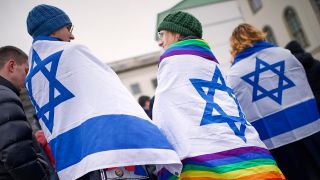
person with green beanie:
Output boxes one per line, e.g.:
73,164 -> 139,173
153,11 -> 285,179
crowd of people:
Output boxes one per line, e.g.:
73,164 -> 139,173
0,4 -> 319,180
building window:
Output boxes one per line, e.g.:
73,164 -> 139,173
151,78 -> 157,89
263,26 -> 277,45
310,0 -> 320,23
248,0 -> 262,13
284,7 -> 309,47
130,83 -> 141,95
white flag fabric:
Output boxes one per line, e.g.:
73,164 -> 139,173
227,41 -> 320,149
153,39 -> 284,179
25,36 -> 182,180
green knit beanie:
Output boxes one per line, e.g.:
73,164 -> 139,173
158,11 -> 202,38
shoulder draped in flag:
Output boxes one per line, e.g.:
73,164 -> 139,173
154,39 -> 285,179
25,36 -> 182,180
226,41 -> 320,150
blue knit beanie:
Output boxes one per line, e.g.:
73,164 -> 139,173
27,4 -> 72,38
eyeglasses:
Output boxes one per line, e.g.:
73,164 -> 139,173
67,25 -> 74,33
157,31 -> 164,39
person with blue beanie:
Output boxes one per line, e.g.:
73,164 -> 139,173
26,4 -> 182,180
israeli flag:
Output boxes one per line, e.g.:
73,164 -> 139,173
153,39 -> 285,179
227,45 -> 320,149
153,50 -> 267,161
25,37 -> 182,180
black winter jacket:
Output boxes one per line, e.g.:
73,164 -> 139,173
0,76 -> 49,180
285,41 -> 320,112
295,53 -> 320,112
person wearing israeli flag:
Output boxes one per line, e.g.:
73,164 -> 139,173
154,12 -> 285,179
25,4 -> 182,180
227,23 -> 320,180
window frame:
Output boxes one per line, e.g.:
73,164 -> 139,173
130,83 -> 141,95
248,0 -> 263,14
310,0 -> 320,24
151,78 -> 157,89
283,6 -> 309,48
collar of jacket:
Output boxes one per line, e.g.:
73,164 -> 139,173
0,75 -> 20,96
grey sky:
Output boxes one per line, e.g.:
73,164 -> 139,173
0,0 -> 180,63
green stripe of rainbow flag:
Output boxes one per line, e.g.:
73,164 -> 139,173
158,146 -> 285,180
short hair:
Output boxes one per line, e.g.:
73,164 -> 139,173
230,23 -> 266,62
0,46 -> 28,69
138,95 -> 150,107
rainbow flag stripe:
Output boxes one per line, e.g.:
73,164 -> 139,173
159,39 -> 218,64
158,168 -> 179,180
158,146 -> 285,180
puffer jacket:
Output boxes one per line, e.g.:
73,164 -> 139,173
0,76 -> 49,180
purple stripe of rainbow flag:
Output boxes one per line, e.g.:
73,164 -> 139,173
158,146 -> 285,180
159,39 -> 218,64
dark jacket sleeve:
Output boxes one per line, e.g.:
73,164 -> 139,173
0,87 -> 49,180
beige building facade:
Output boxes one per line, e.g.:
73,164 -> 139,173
109,51 -> 160,99
238,0 -> 320,58
111,0 -> 320,99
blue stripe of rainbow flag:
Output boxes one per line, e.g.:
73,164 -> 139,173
158,146 -> 285,180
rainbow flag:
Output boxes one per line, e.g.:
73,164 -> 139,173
159,146 -> 285,180
154,39 -> 285,179
159,39 -> 217,63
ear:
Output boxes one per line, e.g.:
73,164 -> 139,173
175,33 -> 184,41
7,60 -> 15,73
172,34 -> 179,42
49,31 -> 56,37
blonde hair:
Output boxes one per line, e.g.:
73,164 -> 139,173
230,23 -> 266,62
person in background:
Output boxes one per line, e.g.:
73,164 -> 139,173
138,95 -> 157,179
285,40 -> 320,112
0,46 -> 49,180
33,114 -> 56,169
26,4 -> 181,180
148,96 -> 155,119
154,12 -> 285,179
138,95 -> 151,115
226,23 -> 320,180
33,114 -> 59,180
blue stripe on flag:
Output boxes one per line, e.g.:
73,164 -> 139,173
134,165 -> 148,176
233,41 -> 274,66
252,99 -> 320,140
49,114 -> 174,171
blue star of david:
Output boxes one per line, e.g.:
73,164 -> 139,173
241,57 -> 295,105
190,67 -> 248,142
25,49 -> 75,133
